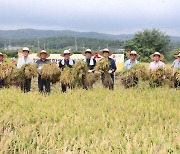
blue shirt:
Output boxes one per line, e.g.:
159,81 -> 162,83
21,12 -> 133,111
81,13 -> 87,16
172,59 -> 180,69
124,59 -> 139,69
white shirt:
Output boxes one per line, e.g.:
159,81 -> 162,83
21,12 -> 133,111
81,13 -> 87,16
17,57 -> 34,69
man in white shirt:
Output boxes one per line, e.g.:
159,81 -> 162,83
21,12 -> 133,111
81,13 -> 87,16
17,47 -> 33,92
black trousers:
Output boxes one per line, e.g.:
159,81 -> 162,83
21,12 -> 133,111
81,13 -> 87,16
174,81 -> 180,88
38,76 -> 51,93
61,84 -> 67,93
101,73 -> 115,90
21,78 -> 31,92
0,79 -> 4,88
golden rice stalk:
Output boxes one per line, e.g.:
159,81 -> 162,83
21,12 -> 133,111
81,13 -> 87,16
150,67 -> 166,82
84,72 -> 99,88
95,58 -> 110,73
0,63 -> 16,80
15,63 -> 37,84
60,67 -> 75,86
149,67 -> 166,87
72,60 -> 88,87
40,63 -> 61,84
120,69 -> 139,88
165,68 -> 174,81
130,64 -> 149,80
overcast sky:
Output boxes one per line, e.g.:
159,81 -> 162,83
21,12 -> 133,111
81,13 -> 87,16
0,0 -> 179,36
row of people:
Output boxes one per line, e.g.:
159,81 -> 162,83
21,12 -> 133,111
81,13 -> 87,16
124,50 -> 180,71
0,48 -> 117,92
0,48 -> 180,92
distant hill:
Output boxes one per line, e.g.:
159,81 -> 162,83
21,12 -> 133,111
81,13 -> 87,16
0,29 -> 133,41
0,29 -> 179,44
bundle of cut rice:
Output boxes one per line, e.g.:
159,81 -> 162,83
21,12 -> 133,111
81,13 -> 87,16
40,63 -> 61,84
72,60 -> 88,87
0,63 -> 17,87
149,67 -> 166,87
0,63 -> 16,80
120,64 -> 149,88
95,58 -> 113,89
84,72 -> 99,89
120,69 -> 139,88
60,67 -> 75,87
95,58 -> 110,73
174,68 -> 180,81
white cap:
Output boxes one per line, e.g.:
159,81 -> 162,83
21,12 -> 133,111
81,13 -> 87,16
22,47 -> 30,51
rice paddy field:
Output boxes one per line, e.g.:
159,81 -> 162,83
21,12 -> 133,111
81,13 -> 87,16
0,82 -> 180,153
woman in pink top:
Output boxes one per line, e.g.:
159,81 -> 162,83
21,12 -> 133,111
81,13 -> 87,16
149,52 -> 166,71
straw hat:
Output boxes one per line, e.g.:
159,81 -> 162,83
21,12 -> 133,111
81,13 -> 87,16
129,50 -> 140,59
61,50 -> 73,57
37,50 -> 50,58
150,52 -> 164,60
0,52 -> 7,59
175,51 -> 180,55
99,48 -> 113,57
82,49 -> 95,56
20,47 -> 32,54
174,53 -> 180,58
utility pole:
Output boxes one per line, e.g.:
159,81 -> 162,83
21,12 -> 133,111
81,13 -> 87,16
38,37 -> 40,49
43,42 -> 45,50
75,35 -> 77,51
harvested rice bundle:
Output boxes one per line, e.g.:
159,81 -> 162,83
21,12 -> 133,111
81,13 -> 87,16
120,69 -> 139,88
16,63 -> 37,84
0,63 -> 17,87
165,68 -> 174,81
0,63 -> 16,80
95,58 -> 113,89
60,67 -> 75,87
72,60 -> 88,87
130,64 -> 149,80
40,63 -> 61,84
84,72 -> 99,89
149,67 -> 166,87
120,64 -> 149,88
95,58 -> 110,73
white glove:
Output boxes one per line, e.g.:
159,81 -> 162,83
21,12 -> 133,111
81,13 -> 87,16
108,70 -> 113,74
88,70 -> 93,73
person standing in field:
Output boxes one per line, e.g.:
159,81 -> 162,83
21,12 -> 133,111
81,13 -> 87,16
172,52 -> 180,69
149,52 -> 166,71
99,48 -> 117,90
36,50 -> 51,93
59,50 -> 75,93
124,50 -> 140,69
17,47 -> 33,92
172,53 -> 180,88
82,49 -> 96,89
0,52 -> 7,88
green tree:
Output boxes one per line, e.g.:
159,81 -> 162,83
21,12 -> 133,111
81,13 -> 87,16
124,29 -> 171,62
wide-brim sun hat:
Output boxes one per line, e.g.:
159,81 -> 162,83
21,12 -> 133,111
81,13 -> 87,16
0,52 -> 7,59
129,50 -> 140,59
82,49 -> 95,56
20,47 -> 32,54
150,52 -> 164,60
174,51 -> 180,55
174,53 -> 180,58
37,50 -> 50,58
99,48 -> 113,57
61,50 -> 73,57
